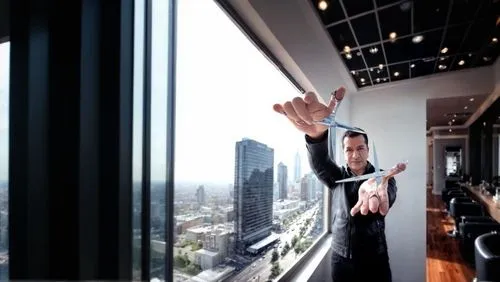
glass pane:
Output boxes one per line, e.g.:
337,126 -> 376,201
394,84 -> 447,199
173,1 -> 326,281
132,0 -> 145,279
150,0 -> 170,279
0,42 -> 9,280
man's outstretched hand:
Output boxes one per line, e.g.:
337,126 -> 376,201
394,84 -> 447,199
272,87 -> 346,139
350,162 -> 407,217
350,177 -> 390,216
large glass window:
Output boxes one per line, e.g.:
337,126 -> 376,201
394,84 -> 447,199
133,0 -> 145,279
0,42 -> 9,280
171,1 -> 325,281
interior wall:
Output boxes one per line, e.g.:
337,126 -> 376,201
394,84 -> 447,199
348,66 -> 494,282
432,137 -> 467,194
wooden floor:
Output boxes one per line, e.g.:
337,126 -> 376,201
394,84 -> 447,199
426,186 -> 475,282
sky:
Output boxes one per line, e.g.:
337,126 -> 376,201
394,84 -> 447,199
0,0 -> 313,184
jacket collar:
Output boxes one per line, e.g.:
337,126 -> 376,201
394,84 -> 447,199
347,161 -> 374,176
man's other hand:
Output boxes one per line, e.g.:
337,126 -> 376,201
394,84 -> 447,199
272,87 -> 346,139
350,177 -> 391,216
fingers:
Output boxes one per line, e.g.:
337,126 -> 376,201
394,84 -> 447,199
303,91 -> 319,104
327,87 -> 346,112
378,184 -> 389,215
273,103 -> 285,115
283,101 -> 302,123
368,192 -> 379,213
291,97 -> 313,124
379,196 -> 389,216
360,189 -> 369,215
350,199 -> 363,216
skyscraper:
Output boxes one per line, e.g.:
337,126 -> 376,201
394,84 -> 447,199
277,162 -> 288,200
294,151 -> 301,182
196,185 -> 206,205
234,138 -> 274,254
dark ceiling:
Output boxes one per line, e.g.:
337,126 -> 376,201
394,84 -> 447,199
311,0 -> 500,88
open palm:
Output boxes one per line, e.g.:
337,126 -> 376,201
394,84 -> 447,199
351,177 -> 390,216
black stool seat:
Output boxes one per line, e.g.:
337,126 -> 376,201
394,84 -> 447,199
475,232 -> 500,281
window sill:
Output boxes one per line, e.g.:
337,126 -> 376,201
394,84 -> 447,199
276,233 -> 332,282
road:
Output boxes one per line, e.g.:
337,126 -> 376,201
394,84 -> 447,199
228,206 -> 320,282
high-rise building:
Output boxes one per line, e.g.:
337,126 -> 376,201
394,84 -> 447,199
300,176 -> 309,202
277,162 -> 288,200
233,138 -> 274,254
196,185 -> 206,205
294,151 -> 301,182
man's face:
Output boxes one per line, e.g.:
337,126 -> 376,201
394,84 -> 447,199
343,135 -> 369,172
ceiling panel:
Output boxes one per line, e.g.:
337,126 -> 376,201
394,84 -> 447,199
311,0 -> 500,88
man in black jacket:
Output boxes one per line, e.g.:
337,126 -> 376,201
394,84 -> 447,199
273,87 -> 401,282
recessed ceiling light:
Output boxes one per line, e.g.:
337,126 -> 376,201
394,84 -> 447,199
458,60 -> 465,65
412,35 -> 424,43
343,46 -> 351,53
483,122 -> 486,126
449,129 -> 452,132
438,64 -> 446,70
389,32 -> 397,40
369,47 -> 379,54
346,53 -> 352,59
468,53 -> 472,57
464,106 -> 468,110
410,64 -> 415,68
360,78 -> 365,82
469,98 -> 474,102
454,114 -> 457,118
394,72 -> 400,77
493,37 -> 498,43
440,47 -> 448,54
383,78 -> 387,81
483,56 -> 491,62
379,64 -> 384,69
351,70 -> 356,75
439,57 -> 447,61
356,51 -> 362,56
318,0 -> 328,10
376,78 -> 380,82
370,68 -> 373,72
448,121 -> 452,125
452,119 -> 455,122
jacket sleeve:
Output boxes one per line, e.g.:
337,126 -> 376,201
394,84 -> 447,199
387,176 -> 397,208
305,131 -> 343,189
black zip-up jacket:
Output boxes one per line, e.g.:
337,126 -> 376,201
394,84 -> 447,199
305,131 -> 397,259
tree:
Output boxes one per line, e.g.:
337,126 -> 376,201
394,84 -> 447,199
269,262 -> 282,280
271,249 -> 279,262
291,235 -> 298,247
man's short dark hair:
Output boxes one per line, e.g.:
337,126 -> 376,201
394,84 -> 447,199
342,128 -> 368,147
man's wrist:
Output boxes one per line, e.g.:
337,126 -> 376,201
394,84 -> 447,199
306,130 -> 328,141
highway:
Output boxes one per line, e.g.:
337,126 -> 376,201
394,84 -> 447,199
228,206 -> 320,282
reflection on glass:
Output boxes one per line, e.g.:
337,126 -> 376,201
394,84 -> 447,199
0,42 -> 9,280
132,0 -> 145,279
150,0 -> 169,279
172,1 -> 325,281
